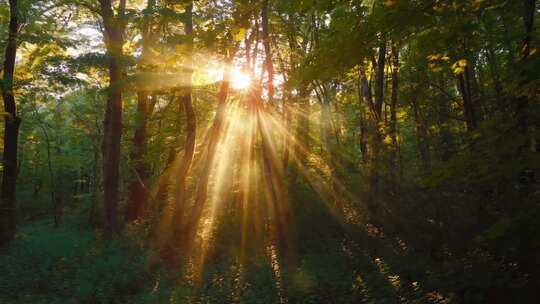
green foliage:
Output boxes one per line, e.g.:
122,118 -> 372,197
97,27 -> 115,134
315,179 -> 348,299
0,220 -> 153,303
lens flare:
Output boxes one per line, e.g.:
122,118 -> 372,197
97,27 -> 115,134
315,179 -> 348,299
230,69 -> 251,90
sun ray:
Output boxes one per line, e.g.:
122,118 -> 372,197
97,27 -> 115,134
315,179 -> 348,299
146,59 -> 368,298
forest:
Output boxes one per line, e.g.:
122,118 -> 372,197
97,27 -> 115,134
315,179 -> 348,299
0,0 -> 539,303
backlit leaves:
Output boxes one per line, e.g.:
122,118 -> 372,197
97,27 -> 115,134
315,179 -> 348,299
451,59 -> 467,75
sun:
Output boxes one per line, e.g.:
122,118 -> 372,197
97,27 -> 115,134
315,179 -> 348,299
230,69 -> 251,90
203,65 -> 251,90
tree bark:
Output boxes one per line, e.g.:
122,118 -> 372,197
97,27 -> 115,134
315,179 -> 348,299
368,38 -> 387,221
292,87 -> 310,184
0,0 -> 21,246
457,72 -> 477,131
316,85 -> 335,171
99,0 -> 126,237
389,43 -> 399,168
485,48 -> 503,96
261,0 -> 274,100
186,62 -> 231,240
126,92 -> 151,221
374,39 -> 387,120
126,0 -> 156,222
172,2 -> 196,232
358,66 -> 372,162
521,0 -> 535,58
412,99 -> 430,174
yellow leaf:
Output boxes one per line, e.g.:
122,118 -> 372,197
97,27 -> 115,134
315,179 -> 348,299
233,27 -> 246,42
453,66 -> 465,75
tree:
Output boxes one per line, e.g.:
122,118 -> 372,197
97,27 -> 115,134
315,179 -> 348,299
99,0 -> 127,236
172,0 -> 196,233
125,0 -> 156,222
0,0 -> 21,245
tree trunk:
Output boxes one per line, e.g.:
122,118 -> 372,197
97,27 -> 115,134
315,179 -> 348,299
457,72 -> 477,131
358,66 -> 372,162
0,0 -> 21,246
521,0 -> 535,58
126,92 -> 151,221
261,1 -> 292,263
155,95 -> 181,205
318,90 -> 335,169
172,2 -> 196,232
100,0 -> 126,237
368,38 -> 387,221
261,0 -> 274,100
412,99 -> 430,174
515,0 -> 537,200
186,62 -> 231,240
282,95 -> 292,168
291,87 -> 310,184
389,43 -> 399,169
126,0 -> 156,222
374,39 -> 387,120
485,48 -> 503,96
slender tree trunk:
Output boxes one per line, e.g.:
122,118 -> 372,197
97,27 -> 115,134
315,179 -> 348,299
389,43 -> 399,169
457,72 -> 477,131
358,108 -> 368,163
515,0 -> 537,201
485,48 -> 503,96
521,0 -> 535,59
31,103 -> 57,225
261,2 -> 293,268
172,2 -> 196,233
186,63 -> 231,240
517,0 -> 536,133
374,39 -> 387,120
89,99 -> 102,226
291,87 -> 310,184
368,38 -> 387,221
275,41 -> 291,170
358,66 -> 372,162
516,2 -> 538,287
318,91 -> 334,168
100,0 -> 126,237
0,0 -> 21,246
261,0 -> 274,100
155,95 -> 181,204
126,92 -> 151,221
89,145 -> 100,226
412,99 -> 430,174
282,91 -> 292,168
126,0 -> 156,222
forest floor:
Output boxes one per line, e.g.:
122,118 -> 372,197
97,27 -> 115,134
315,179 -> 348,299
1,184 -> 491,304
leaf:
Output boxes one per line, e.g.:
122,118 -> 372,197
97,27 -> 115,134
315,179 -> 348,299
232,27 -> 246,42
451,59 -> 468,74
